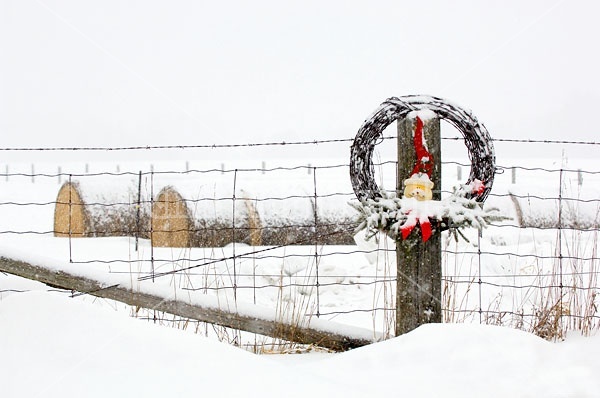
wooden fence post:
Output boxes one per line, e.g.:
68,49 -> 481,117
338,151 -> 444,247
396,115 -> 442,335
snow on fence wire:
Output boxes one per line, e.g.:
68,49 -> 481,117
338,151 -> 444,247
0,136 -> 599,347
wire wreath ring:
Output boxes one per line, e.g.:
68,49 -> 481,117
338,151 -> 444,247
350,95 -> 496,204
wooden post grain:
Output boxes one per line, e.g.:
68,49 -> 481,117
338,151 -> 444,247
396,115 -> 442,335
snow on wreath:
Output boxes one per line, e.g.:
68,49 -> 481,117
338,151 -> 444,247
348,95 -> 508,242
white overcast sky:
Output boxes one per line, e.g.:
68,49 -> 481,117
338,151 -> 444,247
1,0 -> 599,159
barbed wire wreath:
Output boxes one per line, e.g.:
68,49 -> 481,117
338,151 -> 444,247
349,95 -> 504,242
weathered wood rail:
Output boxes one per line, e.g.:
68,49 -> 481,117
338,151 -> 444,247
0,256 -> 375,351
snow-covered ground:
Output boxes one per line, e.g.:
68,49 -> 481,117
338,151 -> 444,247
2,0 -> 599,394
1,156 -> 599,397
2,289 -> 600,397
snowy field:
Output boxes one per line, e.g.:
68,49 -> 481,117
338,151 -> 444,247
1,156 -> 600,396
2,290 -> 600,397
2,0 -> 600,394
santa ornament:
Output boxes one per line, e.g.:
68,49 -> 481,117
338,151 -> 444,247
399,116 -> 435,241
349,96 -> 505,243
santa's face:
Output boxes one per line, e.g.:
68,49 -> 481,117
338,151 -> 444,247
403,182 -> 433,201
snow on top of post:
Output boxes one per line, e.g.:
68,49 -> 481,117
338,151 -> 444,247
407,109 -> 437,121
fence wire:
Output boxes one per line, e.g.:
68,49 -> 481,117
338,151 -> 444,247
0,137 -> 598,344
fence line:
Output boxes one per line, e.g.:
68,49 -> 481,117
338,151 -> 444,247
0,135 -> 599,153
0,137 -> 598,347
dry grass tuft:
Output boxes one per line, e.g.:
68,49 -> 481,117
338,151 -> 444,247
531,300 -> 570,340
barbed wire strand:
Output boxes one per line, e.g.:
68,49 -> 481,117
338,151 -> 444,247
0,135 -> 599,153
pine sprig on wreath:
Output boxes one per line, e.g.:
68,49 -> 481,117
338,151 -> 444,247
350,183 -> 509,243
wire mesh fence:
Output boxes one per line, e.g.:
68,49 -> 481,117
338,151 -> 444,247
0,135 -> 598,347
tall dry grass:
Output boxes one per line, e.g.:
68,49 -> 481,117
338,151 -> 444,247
442,226 -> 600,341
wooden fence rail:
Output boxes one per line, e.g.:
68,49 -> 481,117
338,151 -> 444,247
0,256 -> 375,351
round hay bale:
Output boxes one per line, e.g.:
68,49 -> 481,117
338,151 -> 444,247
54,178 -> 150,239
242,195 -> 262,246
152,186 -> 193,247
54,181 -> 89,237
156,171 -> 356,247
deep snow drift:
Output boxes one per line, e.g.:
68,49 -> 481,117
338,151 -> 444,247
1,290 -> 599,397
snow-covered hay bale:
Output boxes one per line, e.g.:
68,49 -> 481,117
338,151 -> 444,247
53,167 -> 358,247
505,180 -> 600,229
151,169 -> 357,247
151,186 -> 193,248
187,193 -> 264,247
242,197 -> 262,246
509,193 -> 600,229
54,182 -> 88,237
54,178 -> 149,239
